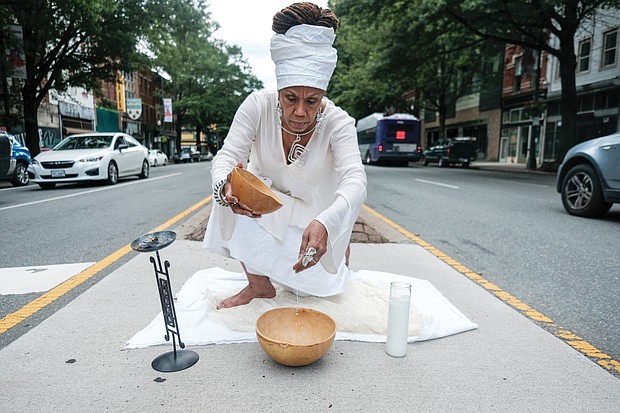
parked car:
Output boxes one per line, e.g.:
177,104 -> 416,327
421,137 -> 478,168
178,147 -> 201,163
200,151 -> 213,162
556,131 -> 620,218
148,149 -> 168,166
29,132 -> 149,189
0,133 -> 15,181
0,133 -> 33,186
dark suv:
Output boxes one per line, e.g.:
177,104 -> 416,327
0,132 -> 32,186
422,137 -> 477,168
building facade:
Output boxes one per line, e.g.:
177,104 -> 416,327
544,7 -> 619,163
499,45 -> 549,165
422,6 -> 619,167
421,52 -> 504,161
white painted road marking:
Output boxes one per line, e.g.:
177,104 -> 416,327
0,263 -> 95,294
0,173 -> 182,211
414,178 -> 460,189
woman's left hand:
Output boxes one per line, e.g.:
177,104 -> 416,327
224,162 -> 262,218
293,220 -> 328,273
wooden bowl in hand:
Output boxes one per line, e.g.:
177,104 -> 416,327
231,167 -> 283,215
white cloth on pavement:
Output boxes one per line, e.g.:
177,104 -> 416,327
127,267 -> 478,348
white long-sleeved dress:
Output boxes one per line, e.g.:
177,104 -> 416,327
203,90 -> 367,297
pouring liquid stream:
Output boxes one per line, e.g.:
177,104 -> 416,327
295,289 -> 301,325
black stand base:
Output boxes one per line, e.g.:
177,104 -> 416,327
151,349 -> 199,372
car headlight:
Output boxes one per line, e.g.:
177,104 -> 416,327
80,156 -> 104,163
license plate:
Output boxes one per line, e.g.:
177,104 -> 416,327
394,144 -> 416,152
51,170 -> 66,178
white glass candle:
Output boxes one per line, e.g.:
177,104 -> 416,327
386,281 -> 412,357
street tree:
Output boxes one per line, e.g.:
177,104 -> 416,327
330,0 -> 499,140
0,13 -> 23,130
145,0 -> 261,154
370,1 -> 499,143
438,0 -> 620,161
330,0 -> 408,120
1,0 -> 149,157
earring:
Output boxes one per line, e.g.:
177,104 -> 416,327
275,100 -> 282,129
315,105 -> 326,133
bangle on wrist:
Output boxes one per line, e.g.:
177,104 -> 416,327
212,178 -> 230,207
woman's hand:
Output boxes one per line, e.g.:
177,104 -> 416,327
224,162 -> 262,218
293,220 -> 328,273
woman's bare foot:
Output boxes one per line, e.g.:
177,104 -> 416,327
217,282 -> 276,310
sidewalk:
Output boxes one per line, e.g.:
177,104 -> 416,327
1,206 -> 618,412
470,160 -> 557,175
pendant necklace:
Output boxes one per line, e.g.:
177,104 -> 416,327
282,123 -> 316,165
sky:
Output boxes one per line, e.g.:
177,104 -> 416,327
206,0 -> 329,91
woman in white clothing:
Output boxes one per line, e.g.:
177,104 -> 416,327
203,2 -> 367,309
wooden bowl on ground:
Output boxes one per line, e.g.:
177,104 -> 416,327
230,167 -> 283,215
255,307 -> 336,367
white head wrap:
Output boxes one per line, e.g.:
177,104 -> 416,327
270,24 -> 337,91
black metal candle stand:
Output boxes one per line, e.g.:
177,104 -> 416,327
131,231 -> 199,372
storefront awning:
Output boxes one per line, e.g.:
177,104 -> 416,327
64,127 -> 96,136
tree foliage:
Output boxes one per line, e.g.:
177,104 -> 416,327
129,0 -> 262,152
329,0 -> 401,120
1,0 -> 261,156
330,0 -> 619,159
329,0 -> 498,138
2,0 -> 149,156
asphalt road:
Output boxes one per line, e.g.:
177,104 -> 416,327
0,161 -> 211,267
0,161 -> 213,347
363,163 -> 620,367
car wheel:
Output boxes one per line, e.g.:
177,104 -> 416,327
107,161 -> 119,185
438,157 -> 446,167
461,160 -> 470,168
139,160 -> 149,179
422,157 -> 429,166
39,182 -> 56,189
11,162 -> 29,186
561,164 -> 612,218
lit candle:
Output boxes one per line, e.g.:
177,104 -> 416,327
386,281 -> 411,357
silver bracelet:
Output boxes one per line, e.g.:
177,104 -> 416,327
212,178 -> 229,207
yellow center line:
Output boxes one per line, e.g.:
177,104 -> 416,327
361,203 -> 620,374
0,196 -> 212,335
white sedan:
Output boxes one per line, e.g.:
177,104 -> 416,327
29,132 -> 149,189
148,149 -> 168,166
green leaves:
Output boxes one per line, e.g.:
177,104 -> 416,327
329,0 -> 494,123
142,0 -> 261,131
